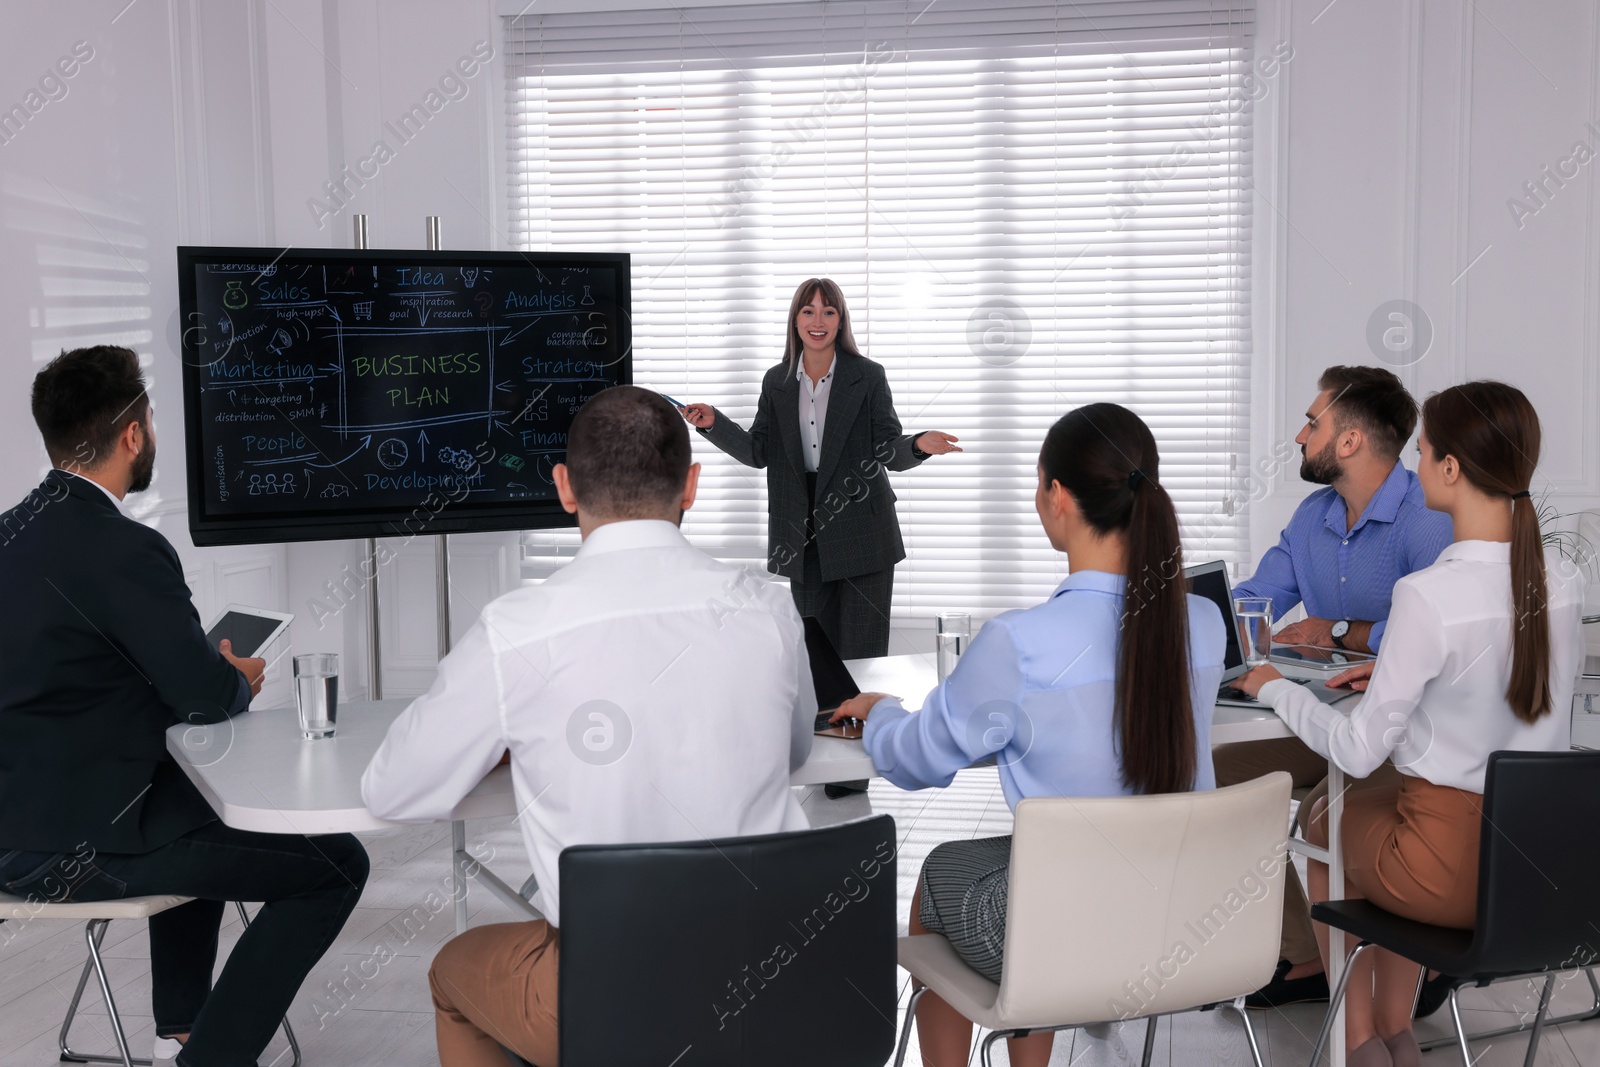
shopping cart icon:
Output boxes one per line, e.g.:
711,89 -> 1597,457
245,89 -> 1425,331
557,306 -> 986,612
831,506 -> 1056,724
353,301 -> 374,321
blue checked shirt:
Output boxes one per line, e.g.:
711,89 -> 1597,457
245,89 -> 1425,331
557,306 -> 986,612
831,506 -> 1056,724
1233,461 -> 1453,651
861,571 -> 1226,808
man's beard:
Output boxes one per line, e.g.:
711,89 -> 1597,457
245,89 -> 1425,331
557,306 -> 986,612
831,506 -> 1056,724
128,443 -> 156,493
1299,438 -> 1341,485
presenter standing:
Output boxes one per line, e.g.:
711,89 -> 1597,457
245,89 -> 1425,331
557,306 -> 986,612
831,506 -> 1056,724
681,278 -> 959,658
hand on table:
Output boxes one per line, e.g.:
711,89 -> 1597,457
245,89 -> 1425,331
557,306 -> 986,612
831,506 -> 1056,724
1327,660 -> 1376,692
914,431 -> 962,456
680,403 -> 715,429
830,692 -> 895,724
1234,664 -> 1283,700
1272,615 -> 1336,647
219,639 -> 266,698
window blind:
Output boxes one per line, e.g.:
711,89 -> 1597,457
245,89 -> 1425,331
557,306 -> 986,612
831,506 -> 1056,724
506,0 -> 1254,620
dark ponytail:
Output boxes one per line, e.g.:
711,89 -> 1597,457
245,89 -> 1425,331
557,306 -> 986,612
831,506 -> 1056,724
1421,382 -> 1550,722
1040,404 -> 1195,794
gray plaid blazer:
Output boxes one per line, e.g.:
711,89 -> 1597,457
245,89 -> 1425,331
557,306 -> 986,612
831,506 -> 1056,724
698,351 -> 926,583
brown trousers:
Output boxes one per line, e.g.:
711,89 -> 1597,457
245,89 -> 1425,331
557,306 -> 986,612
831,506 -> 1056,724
430,920 -> 561,1067
1212,736 -> 1402,965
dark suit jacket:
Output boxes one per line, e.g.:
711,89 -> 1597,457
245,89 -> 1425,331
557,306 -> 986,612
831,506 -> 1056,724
0,471 -> 250,854
699,352 -> 925,582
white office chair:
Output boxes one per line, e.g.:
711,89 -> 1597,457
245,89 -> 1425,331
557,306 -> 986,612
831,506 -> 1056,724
892,772 -> 1292,1067
0,893 -> 300,1067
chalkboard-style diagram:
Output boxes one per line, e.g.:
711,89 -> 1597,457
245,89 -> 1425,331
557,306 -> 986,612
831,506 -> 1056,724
178,246 -> 631,546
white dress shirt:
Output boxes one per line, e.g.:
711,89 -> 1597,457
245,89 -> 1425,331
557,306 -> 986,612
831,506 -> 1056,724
1260,541 -> 1584,792
797,358 -> 834,473
361,520 -> 814,926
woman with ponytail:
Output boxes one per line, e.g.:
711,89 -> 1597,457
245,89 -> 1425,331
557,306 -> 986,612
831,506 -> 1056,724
1237,381 -> 1586,1067
829,403 -> 1226,1067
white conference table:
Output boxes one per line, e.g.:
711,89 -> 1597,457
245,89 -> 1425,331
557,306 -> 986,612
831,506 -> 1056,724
164,652 -> 1304,835
167,651 -> 1353,1059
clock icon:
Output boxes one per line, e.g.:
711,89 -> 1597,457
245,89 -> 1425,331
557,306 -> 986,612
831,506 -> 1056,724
377,438 -> 409,470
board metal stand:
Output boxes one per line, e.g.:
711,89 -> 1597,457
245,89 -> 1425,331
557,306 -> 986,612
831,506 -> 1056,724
351,213 -> 531,936
422,213 -> 479,936
353,214 -> 384,704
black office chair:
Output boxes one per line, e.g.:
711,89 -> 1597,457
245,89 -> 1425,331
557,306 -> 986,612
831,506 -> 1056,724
552,813 -> 898,1067
1306,750 -> 1600,1067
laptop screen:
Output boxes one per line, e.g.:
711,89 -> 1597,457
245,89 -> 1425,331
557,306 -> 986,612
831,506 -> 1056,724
1185,562 -> 1244,673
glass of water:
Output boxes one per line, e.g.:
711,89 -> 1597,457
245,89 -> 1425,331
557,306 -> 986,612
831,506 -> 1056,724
1234,598 -> 1273,668
936,612 -> 972,682
294,653 -> 339,740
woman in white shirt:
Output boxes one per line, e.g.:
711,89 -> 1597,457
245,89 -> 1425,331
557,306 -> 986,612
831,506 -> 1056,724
832,403 -> 1227,1067
1237,381 -> 1585,1067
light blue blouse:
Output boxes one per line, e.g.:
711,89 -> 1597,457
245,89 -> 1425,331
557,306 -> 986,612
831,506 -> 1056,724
862,570 -> 1227,808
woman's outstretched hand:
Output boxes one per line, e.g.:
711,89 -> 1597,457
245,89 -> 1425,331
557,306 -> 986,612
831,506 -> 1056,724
680,403 -> 715,429
915,431 -> 962,455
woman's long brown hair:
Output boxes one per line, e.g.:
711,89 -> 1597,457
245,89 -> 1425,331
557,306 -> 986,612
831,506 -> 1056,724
1421,382 -> 1550,722
782,278 -> 863,369
1041,403 -> 1196,794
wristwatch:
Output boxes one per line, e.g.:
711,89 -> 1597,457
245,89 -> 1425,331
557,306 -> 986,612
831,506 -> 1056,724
1330,619 -> 1350,650
910,433 -> 930,460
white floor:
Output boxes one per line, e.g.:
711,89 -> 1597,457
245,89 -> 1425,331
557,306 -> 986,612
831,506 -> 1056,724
1,767 -> 1595,1065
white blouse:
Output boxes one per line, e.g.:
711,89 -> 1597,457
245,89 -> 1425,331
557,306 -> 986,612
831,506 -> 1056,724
1259,540 -> 1585,793
797,359 -> 833,473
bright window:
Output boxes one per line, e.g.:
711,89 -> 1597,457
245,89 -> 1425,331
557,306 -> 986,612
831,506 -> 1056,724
507,0 -> 1255,619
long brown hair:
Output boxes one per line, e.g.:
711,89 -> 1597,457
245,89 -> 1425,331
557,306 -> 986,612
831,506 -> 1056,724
1041,403 -> 1195,794
1421,381 -> 1550,722
783,278 -> 863,369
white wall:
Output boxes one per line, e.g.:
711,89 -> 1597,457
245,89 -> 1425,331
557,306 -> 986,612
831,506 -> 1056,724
0,0 -> 515,704
1252,0 -> 1600,564
3,0 -> 1597,692
1250,0 -> 1600,650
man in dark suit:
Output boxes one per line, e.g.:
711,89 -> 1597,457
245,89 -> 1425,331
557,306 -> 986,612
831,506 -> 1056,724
0,347 -> 368,1067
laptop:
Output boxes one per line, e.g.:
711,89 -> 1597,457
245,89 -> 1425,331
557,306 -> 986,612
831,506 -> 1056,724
1184,560 -> 1354,708
803,617 -> 866,738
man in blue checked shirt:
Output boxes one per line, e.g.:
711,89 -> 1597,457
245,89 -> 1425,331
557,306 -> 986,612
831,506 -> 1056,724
1219,365 -> 1452,1011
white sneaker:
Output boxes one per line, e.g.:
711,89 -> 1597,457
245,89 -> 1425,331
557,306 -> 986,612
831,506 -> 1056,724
152,1036 -> 183,1067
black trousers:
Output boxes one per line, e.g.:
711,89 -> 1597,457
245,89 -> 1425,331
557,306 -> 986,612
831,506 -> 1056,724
0,820 -> 369,1067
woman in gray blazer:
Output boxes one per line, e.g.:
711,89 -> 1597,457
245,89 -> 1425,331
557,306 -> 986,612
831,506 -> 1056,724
682,278 -> 959,658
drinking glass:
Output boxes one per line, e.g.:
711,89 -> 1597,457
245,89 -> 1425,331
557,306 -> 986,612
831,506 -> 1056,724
1234,598 -> 1273,668
294,653 -> 339,740
936,612 -> 972,682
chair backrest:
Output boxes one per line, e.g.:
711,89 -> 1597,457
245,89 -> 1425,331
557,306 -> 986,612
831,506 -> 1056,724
558,814 -> 897,1067
1468,750 -> 1600,975
994,772 -> 1291,1026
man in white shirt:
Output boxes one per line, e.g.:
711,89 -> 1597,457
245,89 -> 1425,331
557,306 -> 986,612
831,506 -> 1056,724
361,385 -> 815,1067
